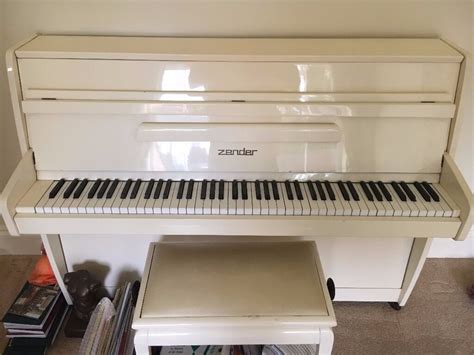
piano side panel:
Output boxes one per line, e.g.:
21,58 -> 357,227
26,113 -> 450,174
18,59 -> 460,102
59,234 -> 413,298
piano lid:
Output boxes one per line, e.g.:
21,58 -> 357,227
16,35 -> 463,63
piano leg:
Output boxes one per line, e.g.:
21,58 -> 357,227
134,330 -> 151,355
318,328 -> 334,355
397,238 -> 433,307
41,233 -> 73,305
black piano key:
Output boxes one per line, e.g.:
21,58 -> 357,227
97,179 -> 111,199
49,179 -> 66,199
89,179 -> 103,199
346,181 -> 359,201
307,181 -> 317,200
241,180 -> 248,200
63,179 -> 79,199
163,179 -> 173,199
422,182 -> 440,202
186,180 -> 195,199
106,179 -> 119,199
210,180 -> 216,200
154,179 -> 164,199
368,181 -> 383,202
294,181 -> 304,200
271,180 -> 280,200
263,180 -> 271,200
200,180 -> 208,200
232,180 -> 238,200
400,182 -> 417,202
360,182 -> 374,201
315,181 -> 326,201
73,179 -> 89,199
255,180 -> 262,200
323,181 -> 336,201
144,179 -> 155,199
177,179 -> 186,199
337,181 -> 350,201
414,182 -> 431,202
130,179 -> 142,199
284,180 -> 294,200
377,181 -> 392,202
218,180 -> 225,200
390,182 -> 407,202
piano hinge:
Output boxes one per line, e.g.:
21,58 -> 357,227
421,101 -> 435,103
32,151 -> 36,165
41,97 -> 57,100
231,100 -> 246,102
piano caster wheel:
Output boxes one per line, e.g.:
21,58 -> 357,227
327,278 -> 336,301
388,302 -> 402,311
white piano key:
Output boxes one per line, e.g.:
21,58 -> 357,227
111,182 -> 126,214
371,196 -> 386,217
151,181 -> 165,214
211,183 -> 221,215
161,182 -> 175,215
275,183 -> 286,216
218,182 -> 229,215
52,181 -> 74,214
323,196 -> 336,216
433,184 -> 459,217
260,184 -> 270,215
298,183 -> 311,216
327,184 -> 344,216
178,181 -> 189,215
77,182 -> 95,214
353,184 -> 369,217
35,182 -> 59,214
94,182 -> 112,214
380,197 -> 395,217
290,183 -> 303,216
17,181 -> 53,214
345,184 -> 361,216
251,183 -> 261,215
128,183 -> 146,214
267,184 -> 278,216
87,193 -> 101,214
169,182 -> 180,214
385,184 -> 405,217
187,181 -> 199,215
303,183 -> 319,216
203,183 -> 213,215
243,182 -> 253,215
282,183 -> 295,216
194,182 -> 205,215
413,185 -> 436,217
69,181 -> 90,214
137,181 -> 153,214
44,182 -> 69,214
236,182 -> 245,216
103,182 -> 122,214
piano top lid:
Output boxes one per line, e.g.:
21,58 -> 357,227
16,35 -> 463,63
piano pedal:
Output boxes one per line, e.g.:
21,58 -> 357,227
388,302 -> 402,311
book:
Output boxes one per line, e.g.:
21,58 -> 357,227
2,283 -> 60,327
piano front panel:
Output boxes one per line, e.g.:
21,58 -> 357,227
26,111 -> 450,174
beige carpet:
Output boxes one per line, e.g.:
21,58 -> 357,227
0,257 -> 473,354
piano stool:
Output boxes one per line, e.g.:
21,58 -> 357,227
132,241 -> 337,355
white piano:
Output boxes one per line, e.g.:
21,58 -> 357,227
1,35 -> 473,314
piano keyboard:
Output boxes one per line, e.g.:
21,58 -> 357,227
17,179 -> 460,218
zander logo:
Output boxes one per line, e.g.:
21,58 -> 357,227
218,148 -> 258,156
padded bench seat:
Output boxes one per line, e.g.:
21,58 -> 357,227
132,241 -> 336,355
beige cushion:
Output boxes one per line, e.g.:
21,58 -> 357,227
141,241 -> 329,318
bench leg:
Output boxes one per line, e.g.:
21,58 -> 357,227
318,328 -> 334,355
134,330 -> 151,355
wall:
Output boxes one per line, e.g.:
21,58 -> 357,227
0,0 -> 472,256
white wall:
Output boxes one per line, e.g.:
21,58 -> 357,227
0,0 -> 472,256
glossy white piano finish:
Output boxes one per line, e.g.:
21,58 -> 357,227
1,36 -> 473,315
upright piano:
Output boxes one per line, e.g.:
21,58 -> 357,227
1,36 -> 472,312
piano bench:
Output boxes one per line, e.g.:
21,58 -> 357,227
132,241 -> 337,355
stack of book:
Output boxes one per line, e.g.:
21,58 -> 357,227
79,281 -> 138,355
2,282 -> 69,354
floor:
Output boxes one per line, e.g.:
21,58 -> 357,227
0,256 -> 473,355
